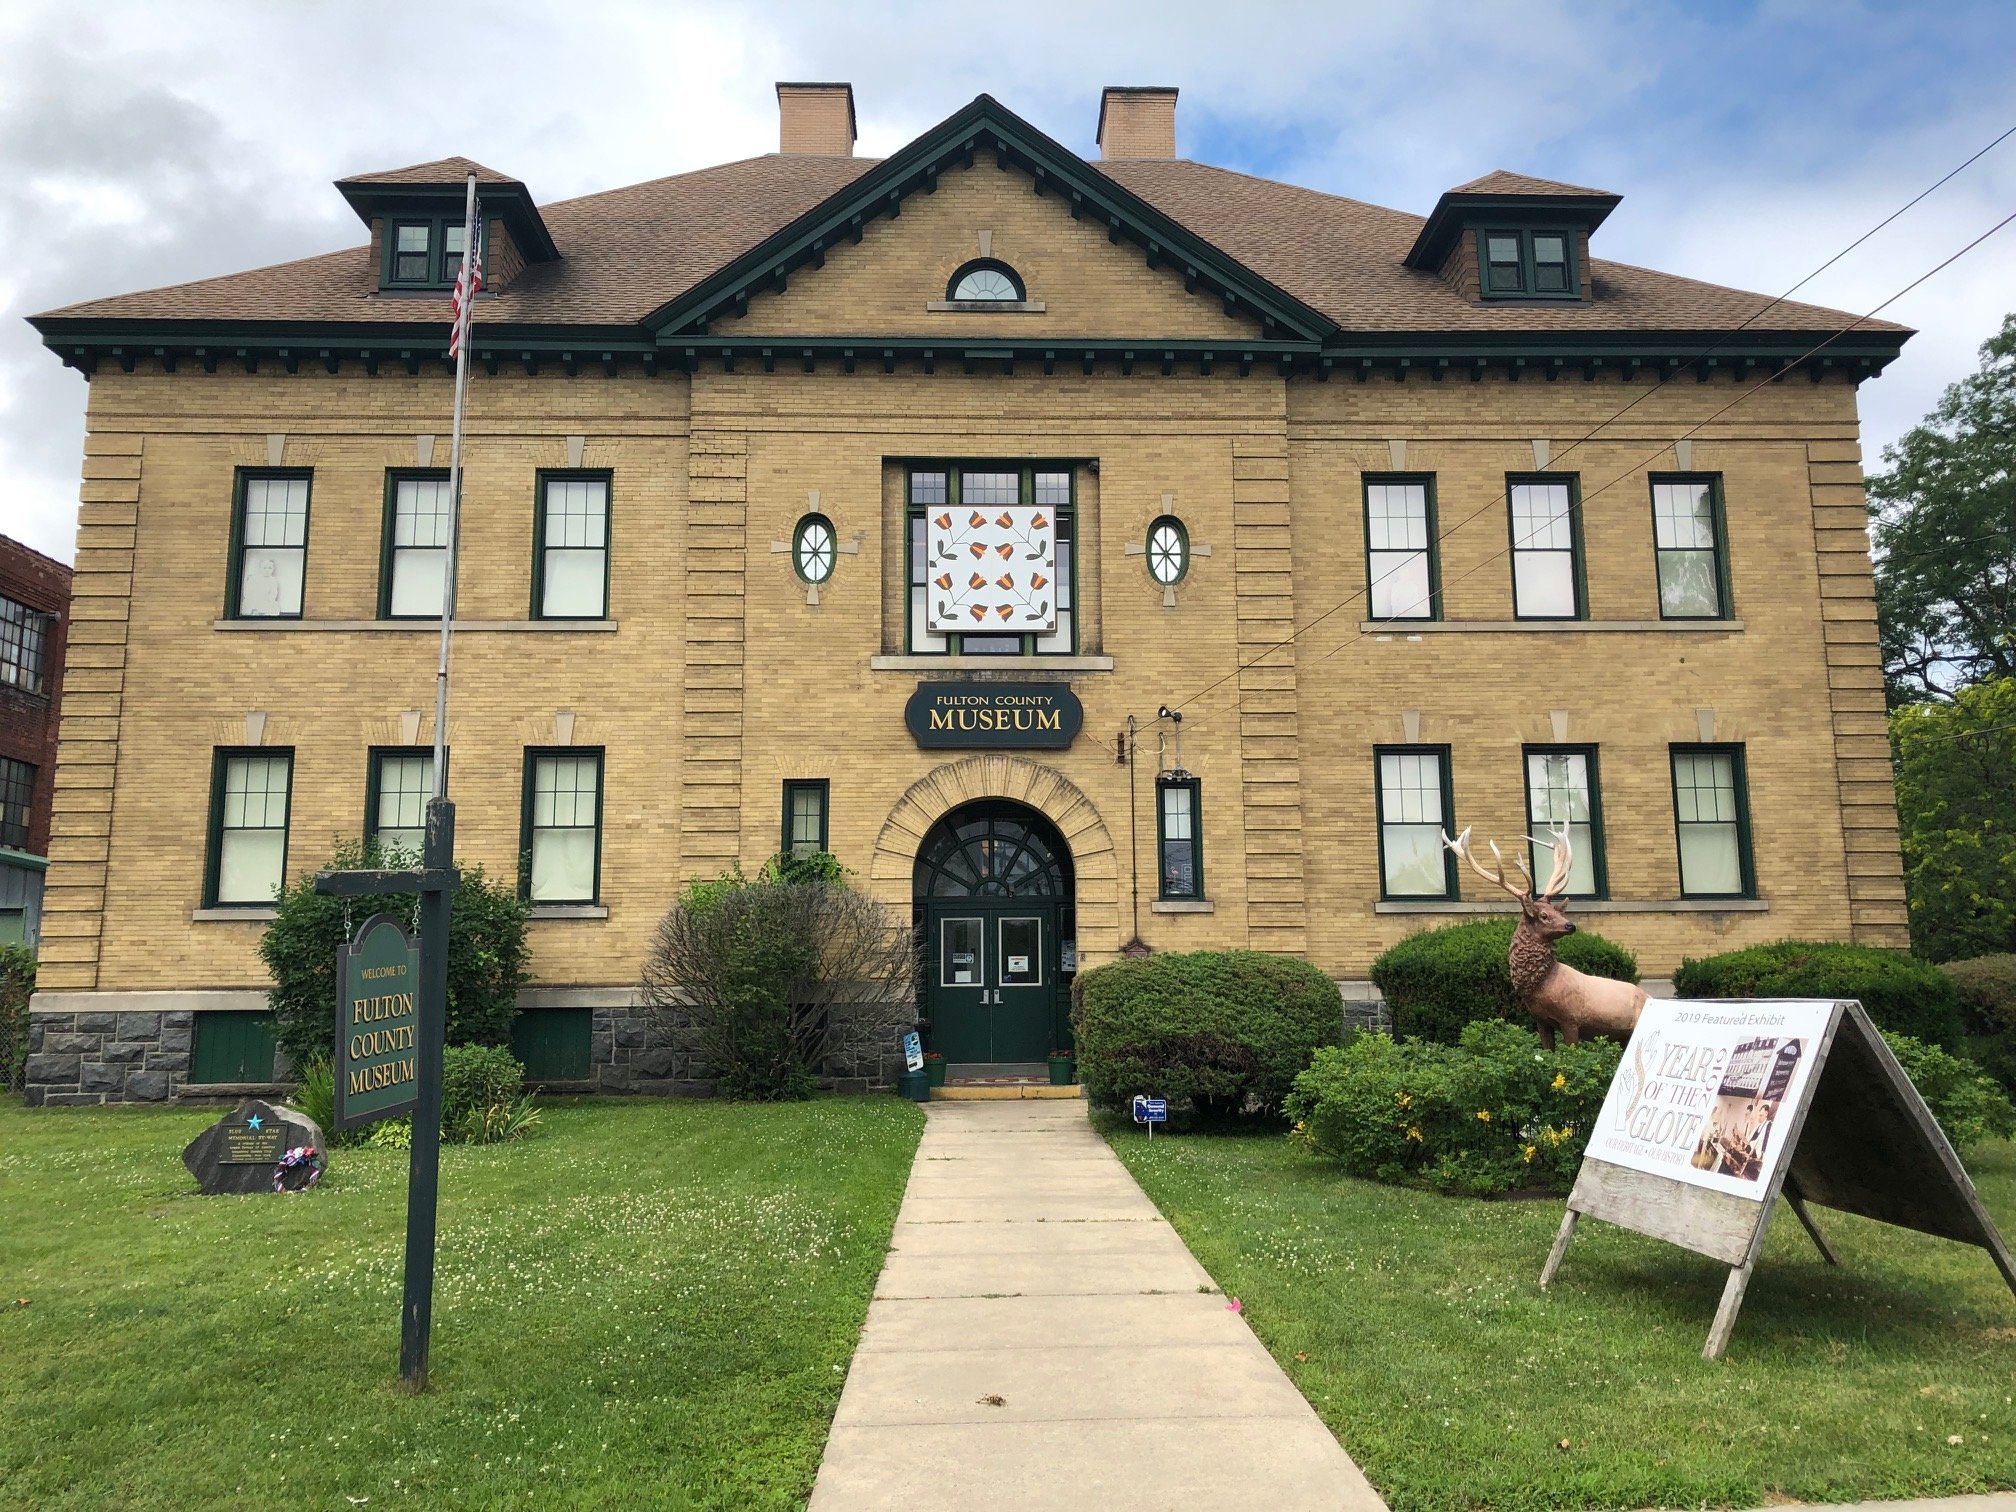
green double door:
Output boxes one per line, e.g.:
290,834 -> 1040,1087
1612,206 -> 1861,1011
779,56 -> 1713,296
925,899 -> 1056,1065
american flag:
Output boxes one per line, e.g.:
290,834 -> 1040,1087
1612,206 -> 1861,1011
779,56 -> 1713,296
448,205 -> 484,361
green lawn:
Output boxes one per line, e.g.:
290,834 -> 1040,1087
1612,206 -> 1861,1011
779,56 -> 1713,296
1,1095 -> 922,1510
1102,1117 -> 2016,1511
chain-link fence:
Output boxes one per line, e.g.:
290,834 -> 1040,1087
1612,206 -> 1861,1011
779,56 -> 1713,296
1,945 -> 33,1095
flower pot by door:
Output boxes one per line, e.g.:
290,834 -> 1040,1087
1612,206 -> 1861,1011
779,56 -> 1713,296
1047,1055 -> 1074,1086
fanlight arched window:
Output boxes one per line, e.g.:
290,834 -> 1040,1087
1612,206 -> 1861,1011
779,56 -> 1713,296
946,259 -> 1025,303
914,803 -> 1072,898
1146,515 -> 1189,585
793,513 -> 836,583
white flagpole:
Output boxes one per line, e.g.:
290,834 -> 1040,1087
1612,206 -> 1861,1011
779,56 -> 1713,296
431,172 -> 478,801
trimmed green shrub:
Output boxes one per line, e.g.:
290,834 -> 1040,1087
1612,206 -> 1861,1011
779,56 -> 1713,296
1,944 -> 33,1095
1673,940 -> 1964,1049
1071,949 -> 1341,1119
259,837 -> 531,1071
441,1044 -> 538,1144
1370,919 -> 1638,1044
1881,1032 -> 2016,1150
1943,954 -> 2016,1096
1284,1020 -> 1620,1196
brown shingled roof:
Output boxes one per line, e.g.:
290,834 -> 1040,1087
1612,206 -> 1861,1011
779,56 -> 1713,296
335,156 -> 518,187
1447,169 -> 1616,198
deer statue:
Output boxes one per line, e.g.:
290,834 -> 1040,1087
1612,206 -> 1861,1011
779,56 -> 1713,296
1441,821 -> 1647,1048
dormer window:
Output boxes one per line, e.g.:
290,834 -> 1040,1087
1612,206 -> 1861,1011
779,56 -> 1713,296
383,218 -> 482,291
947,260 -> 1024,303
1481,229 -> 1578,300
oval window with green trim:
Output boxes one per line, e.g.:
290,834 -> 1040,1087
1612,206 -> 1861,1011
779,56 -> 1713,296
793,513 -> 836,583
1146,515 -> 1188,585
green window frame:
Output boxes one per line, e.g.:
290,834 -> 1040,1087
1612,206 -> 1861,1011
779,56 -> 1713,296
1363,474 -> 1439,621
904,463 -> 1078,656
1477,227 -> 1581,300
1507,474 -> 1586,620
380,470 -> 454,619
1,593 -> 50,694
1671,744 -> 1756,900
1145,515 -> 1189,586
381,216 -> 482,290
1375,745 -> 1457,900
365,747 -> 443,860
1522,745 -> 1606,899
1649,474 -> 1732,620
0,756 -> 33,850
533,470 -> 611,619
521,748 -> 604,904
225,468 -> 312,619
190,1011 -> 280,1084
204,748 -> 294,908
793,513 -> 837,584
1156,775 -> 1204,900
782,779 -> 830,858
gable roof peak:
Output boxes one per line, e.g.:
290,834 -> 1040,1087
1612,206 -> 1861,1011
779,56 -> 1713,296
1448,168 -> 1616,199
336,156 -> 518,188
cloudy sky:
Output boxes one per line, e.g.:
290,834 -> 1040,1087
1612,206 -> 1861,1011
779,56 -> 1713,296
4,0 -> 2012,563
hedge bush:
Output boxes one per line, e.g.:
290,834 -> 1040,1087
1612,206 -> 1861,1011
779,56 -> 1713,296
1284,1021 -> 1620,1196
1,944 -> 34,1094
1882,1033 -> 2016,1150
258,838 -> 531,1070
1071,949 -> 1341,1119
1370,919 -> 1638,1044
1944,954 -> 2016,1096
1673,940 -> 1964,1049
290,1045 -> 539,1148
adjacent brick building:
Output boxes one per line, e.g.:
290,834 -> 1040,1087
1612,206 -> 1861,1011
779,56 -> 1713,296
21,84 -> 1911,1103
0,533 -> 69,948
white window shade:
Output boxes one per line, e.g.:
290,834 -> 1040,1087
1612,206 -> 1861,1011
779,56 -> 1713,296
924,505 -> 1058,633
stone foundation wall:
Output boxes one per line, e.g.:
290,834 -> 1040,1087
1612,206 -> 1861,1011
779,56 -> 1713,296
24,1009 -> 191,1105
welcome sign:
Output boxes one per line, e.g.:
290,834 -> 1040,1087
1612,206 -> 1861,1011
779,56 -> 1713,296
1590,999 -> 1831,1201
334,913 -> 422,1130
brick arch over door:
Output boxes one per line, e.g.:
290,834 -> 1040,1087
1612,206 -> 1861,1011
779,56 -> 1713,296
870,756 -> 1121,955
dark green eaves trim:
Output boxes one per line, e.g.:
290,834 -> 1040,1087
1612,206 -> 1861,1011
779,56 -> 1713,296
1405,190 -> 1619,270
337,179 -> 560,263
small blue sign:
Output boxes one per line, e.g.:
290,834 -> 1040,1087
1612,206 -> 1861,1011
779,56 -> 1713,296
1131,1095 -> 1168,1124
902,1031 -> 924,1073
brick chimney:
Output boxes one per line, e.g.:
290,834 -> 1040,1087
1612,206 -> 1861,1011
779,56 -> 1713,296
1097,86 -> 1178,160
777,82 -> 856,156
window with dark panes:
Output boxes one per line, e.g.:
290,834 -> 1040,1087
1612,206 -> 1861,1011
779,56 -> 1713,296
384,474 -> 452,617
0,757 -> 33,850
1523,747 -> 1603,897
535,474 -> 609,618
1509,477 -> 1582,619
1531,233 -> 1571,293
390,222 -> 432,283
1651,476 -> 1729,619
523,750 -> 602,903
905,465 -> 1076,655
1484,234 -> 1524,294
0,595 -> 48,694
229,472 -> 311,618
1157,776 -> 1202,899
1377,747 -> 1455,899
782,779 -> 829,857
207,750 -> 292,906
1478,229 -> 1580,300
1671,745 -> 1754,898
367,749 -> 436,857
1364,476 -> 1438,621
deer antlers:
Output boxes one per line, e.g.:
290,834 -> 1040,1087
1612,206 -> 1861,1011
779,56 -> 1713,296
1442,821 -> 1574,902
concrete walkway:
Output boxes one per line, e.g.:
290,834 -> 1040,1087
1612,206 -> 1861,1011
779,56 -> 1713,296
810,1098 -> 1385,1510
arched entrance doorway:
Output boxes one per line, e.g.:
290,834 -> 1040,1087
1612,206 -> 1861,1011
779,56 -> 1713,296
914,800 -> 1075,1067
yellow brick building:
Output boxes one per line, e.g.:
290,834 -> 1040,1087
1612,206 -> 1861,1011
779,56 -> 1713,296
23,85 -> 1910,1101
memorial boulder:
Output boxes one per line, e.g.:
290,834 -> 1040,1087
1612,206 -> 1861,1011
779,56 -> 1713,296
182,1098 -> 325,1195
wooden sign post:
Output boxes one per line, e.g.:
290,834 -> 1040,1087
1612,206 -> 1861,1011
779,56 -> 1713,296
1542,998 -> 2016,1359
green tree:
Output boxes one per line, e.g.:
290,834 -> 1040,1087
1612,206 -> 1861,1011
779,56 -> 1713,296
1867,312 -> 2016,705
1892,677 -> 2016,961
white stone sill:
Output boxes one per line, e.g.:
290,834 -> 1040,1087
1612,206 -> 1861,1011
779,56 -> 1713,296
213,619 -> 617,633
1359,619 -> 1743,635
529,904 -> 610,920
924,300 -> 1047,313
191,907 -> 279,922
1374,898 -> 1768,915
868,654 -> 1114,672
1150,899 -> 1216,914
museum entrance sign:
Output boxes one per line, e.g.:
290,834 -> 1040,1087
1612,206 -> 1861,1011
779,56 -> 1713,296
1543,998 -> 2016,1359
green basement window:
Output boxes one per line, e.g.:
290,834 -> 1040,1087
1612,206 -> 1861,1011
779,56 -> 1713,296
522,749 -> 603,903
793,513 -> 836,584
511,1006 -> 593,1081
1671,745 -> 1755,899
1363,476 -> 1438,621
190,1011 -> 279,1083
906,465 -> 1076,655
535,472 -> 610,618
1479,228 -> 1579,299
0,593 -> 48,694
1156,775 -> 1203,899
205,749 -> 293,907
782,779 -> 829,857
227,470 -> 312,619
366,747 -> 439,859
383,217 -> 480,290
1508,476 -> 1584,619
1376,746 -> 1456,900
1651,475 -> 1731,619
381,472 -> 453,618
0,757 -> 33,849
1523,746 -> 1605,898
1146,515 -> 1188,585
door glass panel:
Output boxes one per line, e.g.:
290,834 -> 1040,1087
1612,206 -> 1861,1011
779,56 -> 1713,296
998,916 -> 1042,986
940,917 -> 983,987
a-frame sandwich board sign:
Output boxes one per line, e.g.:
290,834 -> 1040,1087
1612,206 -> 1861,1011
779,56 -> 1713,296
1540,998 -> 2016,1359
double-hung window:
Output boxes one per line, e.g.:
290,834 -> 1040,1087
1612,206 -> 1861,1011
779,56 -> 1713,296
534,472 -> 610,619
383,217 -> 480,290
0,595 -> 47,694
228,470 -> 311,619
1480,229 -> 1578,299
782,779 -> 829,858
1651,475 -> 1730,619
1671,745 -> 1755,899
523,749 -> 603,903
382,472 -> 453,618
906,465 -> 1075,655
1157,776 -> 1204,899
366,748 -> 438,858
0,757 -> 33,850
1508,476 -> 1583,619
1376,746 -> 1456,900
206,749 -> 293,906
1363,475 -> 1438,621
1523,747 -> 1604,898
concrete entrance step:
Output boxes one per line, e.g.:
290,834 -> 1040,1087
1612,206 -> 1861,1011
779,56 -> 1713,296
933,1083 -> 1084,1101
